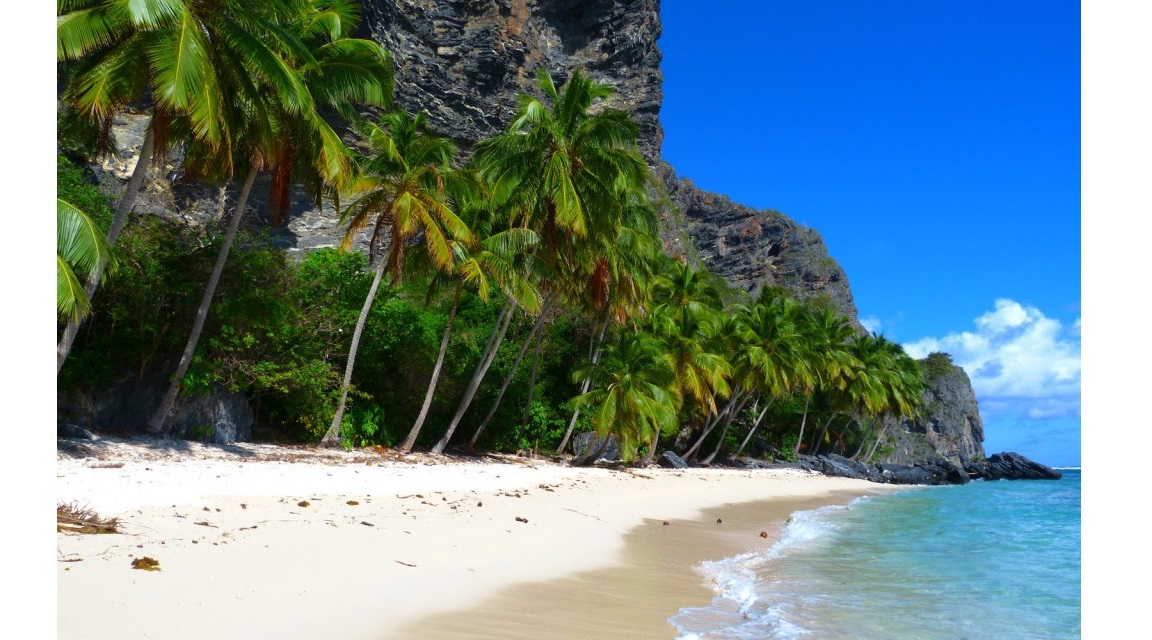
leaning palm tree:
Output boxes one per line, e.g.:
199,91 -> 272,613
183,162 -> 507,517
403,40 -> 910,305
569,331 -> 679,464
55,0 -> 315,371
320,110 -> 472,447
57,198 -> 117,323
398,195 -> 541,453
430,68 -> 651,454
147,1 -> 393,435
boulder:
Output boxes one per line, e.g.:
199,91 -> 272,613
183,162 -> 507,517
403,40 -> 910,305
658,451 -> 689,469
966,452 -> 1063,480
58,377 -> 253,445
570,432 -> 620,466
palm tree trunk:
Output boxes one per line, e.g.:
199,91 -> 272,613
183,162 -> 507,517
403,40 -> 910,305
57,122 -> 156,373
847,412 -> 870,460
641,428 -> 660,466
519,325 -> 547,429
864,417 -> 892,462
148,165 -> 259,435
734,398 -> 773,457
793,395 -> 811,457
399,279 -> 463,453
683,391 -> 741,462
701,392 -> 753,465
431,299 -> 517,454
321,245 -> 394,447
557,313 -> 610,453
468,293 -> 557,448
810,413 -> 838,457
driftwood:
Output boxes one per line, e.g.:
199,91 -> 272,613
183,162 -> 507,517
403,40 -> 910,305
57,502 -> 119,534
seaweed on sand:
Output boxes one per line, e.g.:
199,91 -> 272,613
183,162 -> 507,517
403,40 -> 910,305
57,502 -> 119,534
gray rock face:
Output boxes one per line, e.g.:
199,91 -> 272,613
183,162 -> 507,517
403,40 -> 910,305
966,452 -> 1063,481
656,163 -> 861,322
887,361 -> 986,466
57,379 -> 253,445
571,431 -> 620,464
362,0 -> 664,160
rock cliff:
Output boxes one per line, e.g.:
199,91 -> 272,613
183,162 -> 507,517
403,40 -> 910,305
887,357 -> 986,466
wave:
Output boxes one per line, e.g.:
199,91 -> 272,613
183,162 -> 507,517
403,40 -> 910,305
669,498 -> 871,639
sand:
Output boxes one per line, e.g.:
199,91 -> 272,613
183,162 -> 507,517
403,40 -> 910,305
56,437 -> 894,639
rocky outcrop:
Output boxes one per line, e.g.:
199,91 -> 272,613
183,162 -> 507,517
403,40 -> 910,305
776,451 -> 1059,485
966,452 -> 1063,480
789,453 -> 970,486
362,0 -> 664,160
656,163 -> 860,322
57,376 -> 253,445
886,356 -> 986,467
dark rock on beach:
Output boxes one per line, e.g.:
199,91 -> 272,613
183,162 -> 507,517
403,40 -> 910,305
57,376 -> 253,445
658,451 -> 689,469
571,432 -> 620,465
57,424 -> 96,440
966,452 -> 1063,481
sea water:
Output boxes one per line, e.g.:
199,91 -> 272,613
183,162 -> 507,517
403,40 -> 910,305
669,469 -> 1081,640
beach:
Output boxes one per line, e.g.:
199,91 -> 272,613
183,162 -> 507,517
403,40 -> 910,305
56,438 -> 892,639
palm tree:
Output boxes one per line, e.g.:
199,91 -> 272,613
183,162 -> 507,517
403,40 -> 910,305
430,68 -> 652,454
859,338 -> 925,461
57,198 -> 117,323
320,109 -> 472,447
398,207 -> 541,453
555,214 -> 663,454
653,303 -> 731,464
569,331 -> 679,463
55,0 -> 316,371
147,1 -> 394,435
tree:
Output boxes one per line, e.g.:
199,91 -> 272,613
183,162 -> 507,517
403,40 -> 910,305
147,1 -> 393,435
55,0 -> 317,371
569,331 -> 679,463
398,216 -> 541,453
321,110 -> 472,447
860,338 -> 925,461
57,198 -> 117,323
430,68 -> 652,454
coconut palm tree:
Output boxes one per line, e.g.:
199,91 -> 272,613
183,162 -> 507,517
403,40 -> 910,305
57,198 -> 117,323
860,338 -> 925,461
55,0 -> 316,371
147,2 -> 394,435
430,68 -> 651,454
398,201 -> 541,454
320,109 -> 472,446
569,331 -> 679,463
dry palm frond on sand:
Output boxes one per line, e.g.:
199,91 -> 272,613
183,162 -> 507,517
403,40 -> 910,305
57,502 -> 119,534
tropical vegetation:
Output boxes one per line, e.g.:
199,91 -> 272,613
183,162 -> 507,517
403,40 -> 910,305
56,1 -> 930,466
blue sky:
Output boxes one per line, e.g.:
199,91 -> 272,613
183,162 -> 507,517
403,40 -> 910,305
658,1 -> 1081,466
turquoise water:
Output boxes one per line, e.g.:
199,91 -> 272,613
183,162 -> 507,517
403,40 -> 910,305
670,470 -> 1081,639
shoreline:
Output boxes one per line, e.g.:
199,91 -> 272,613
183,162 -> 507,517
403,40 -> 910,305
57,438 -> 897,639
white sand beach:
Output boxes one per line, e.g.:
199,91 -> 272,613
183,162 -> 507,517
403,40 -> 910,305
56,438 -> 893,639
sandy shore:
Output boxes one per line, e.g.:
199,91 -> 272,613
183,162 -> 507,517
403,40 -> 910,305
57,438 -> 895,639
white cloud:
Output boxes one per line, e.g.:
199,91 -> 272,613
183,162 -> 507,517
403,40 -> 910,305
903,298 -> 1081,420
859,315 -> 882,334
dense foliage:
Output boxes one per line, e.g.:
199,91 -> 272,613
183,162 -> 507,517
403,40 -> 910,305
57,1 -> 931,463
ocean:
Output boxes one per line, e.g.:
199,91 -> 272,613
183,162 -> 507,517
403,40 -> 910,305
669,469 -> 1081,640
